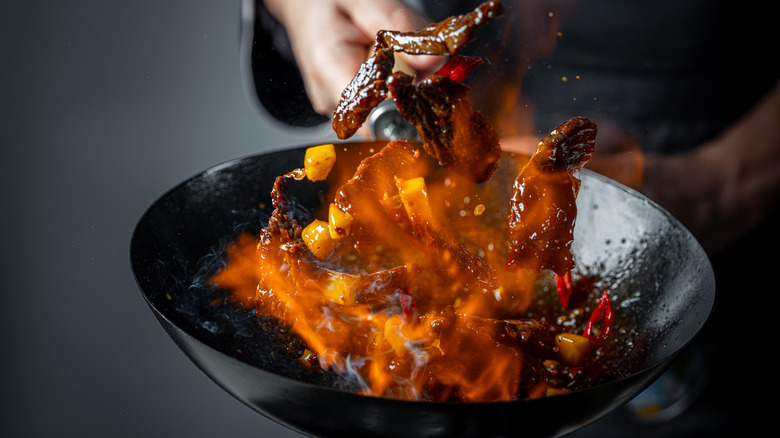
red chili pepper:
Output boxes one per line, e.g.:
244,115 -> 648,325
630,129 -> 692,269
433,56 -> 484,82
583,291 -> 613,347
556,271 -> 573,309
398,290 -> 418,321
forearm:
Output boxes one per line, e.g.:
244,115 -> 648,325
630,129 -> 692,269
642,87 -> 780,254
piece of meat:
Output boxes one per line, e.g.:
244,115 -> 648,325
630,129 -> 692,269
332,47 -> 395,139
420,306 -> 559,402
255,174 -> 413,366
332,1 -> 504,183
386,72 -> 501,183
332,140 -> 498,304
506,117 -> 597,276
377,1 -> 505,55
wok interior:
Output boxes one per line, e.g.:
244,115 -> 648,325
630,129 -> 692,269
131,141 -> 714,432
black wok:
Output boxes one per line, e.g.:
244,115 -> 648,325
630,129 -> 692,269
130,141 -> 715,438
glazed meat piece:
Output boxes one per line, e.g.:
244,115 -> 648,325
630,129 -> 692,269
506,117 -> 597,276
332,1 -> 504,183
377,0 -> 504,55
332,47 -> 395,140
332,140 -> 498,305
255,175 -> 413,363
387,72 -> 501,184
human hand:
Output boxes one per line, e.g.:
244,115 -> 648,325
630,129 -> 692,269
263,0 -> 442,116
640,88 -> 780,255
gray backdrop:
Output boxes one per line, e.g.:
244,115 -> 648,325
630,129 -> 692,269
2,1 -> 330,436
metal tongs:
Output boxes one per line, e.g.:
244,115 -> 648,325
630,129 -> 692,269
366,54 -> 487,141
367,99 -> 419,141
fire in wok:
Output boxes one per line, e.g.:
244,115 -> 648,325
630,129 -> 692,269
130,140 -> 713,437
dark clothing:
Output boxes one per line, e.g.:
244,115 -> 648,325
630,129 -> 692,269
248,1 -> 330,127
522,0 -> 776,154
248,0 -> 775,153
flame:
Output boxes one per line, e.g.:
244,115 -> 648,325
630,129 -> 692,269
209,0 -> 650,401
210,141 -> 554,402
207,0 -> 641,401
209,234 -> 261,309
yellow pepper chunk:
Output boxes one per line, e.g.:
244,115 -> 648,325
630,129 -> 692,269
384,314 -> 407,356
302,219 -> 337,260
324,272 -> 357,305
394,176 -> 434,224
545,387 -> 572,397
328,203 -> 353,239
304,144 -> 336,181
555,333 -> 591,365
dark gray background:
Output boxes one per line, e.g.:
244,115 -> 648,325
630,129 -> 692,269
2,1 -> 331,436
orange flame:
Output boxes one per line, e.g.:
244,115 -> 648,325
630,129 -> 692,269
211,140 -> 614,402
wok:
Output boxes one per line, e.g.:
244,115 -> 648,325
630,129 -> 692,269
130,141 -> 715,438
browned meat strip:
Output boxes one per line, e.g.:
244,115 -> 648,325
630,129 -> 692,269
506,117 -> 597,275
332,1 -> 504,183
386,72 -> 501,183
377,1 -> 504,55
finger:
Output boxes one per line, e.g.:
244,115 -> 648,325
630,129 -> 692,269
313,44 -> 368,114
291,4 -> 370,114
304,50 -> 364,115
396,53 -> 445,78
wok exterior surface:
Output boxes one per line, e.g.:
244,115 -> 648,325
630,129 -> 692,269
131,142 -> 714,438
